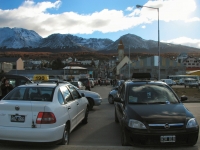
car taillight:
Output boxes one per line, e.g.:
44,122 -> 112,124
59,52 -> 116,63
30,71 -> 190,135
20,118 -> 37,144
36,112 -> 56,124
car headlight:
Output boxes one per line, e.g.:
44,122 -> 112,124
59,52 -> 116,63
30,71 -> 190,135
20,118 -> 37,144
186,118 -> 198,128
128,119 -> 146,129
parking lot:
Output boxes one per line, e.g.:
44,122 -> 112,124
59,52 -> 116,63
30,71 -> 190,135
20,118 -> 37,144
0,85 -> 200,150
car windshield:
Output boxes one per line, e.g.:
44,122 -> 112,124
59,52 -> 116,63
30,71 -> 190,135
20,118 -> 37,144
3,86 -> 54,102
128,84 -> 179,104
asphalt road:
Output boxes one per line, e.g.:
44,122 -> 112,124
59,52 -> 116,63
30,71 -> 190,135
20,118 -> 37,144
0,85 -> 200,150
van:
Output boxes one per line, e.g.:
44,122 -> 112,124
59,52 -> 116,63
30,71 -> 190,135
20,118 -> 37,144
160,79 -> 173,86
184,78 -> 199,88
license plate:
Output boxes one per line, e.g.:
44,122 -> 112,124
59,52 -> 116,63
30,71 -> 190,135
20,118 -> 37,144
11,115 -> 25,123
160,135 -> 176,143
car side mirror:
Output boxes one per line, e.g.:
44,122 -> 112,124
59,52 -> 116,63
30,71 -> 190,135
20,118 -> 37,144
81,93 -> 85,97
180,95 -> 187,101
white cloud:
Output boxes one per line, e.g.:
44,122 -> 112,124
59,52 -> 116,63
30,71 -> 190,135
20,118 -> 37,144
126,7 -> 134,11
0,0 -> 199,50
137,0 -> 198,22
162,37 -> 200,48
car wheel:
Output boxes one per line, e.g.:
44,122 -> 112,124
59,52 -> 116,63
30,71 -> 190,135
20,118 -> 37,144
115,108 -> 119,123
87,98 -> 94,110
82,106 -> 89,124
121,128 -> 129,146
108,95 -> 114,104
60,124 -> 70,145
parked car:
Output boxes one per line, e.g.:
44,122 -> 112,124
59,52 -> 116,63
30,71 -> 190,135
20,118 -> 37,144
70,84 -> 102,110
70,81 -> 85,90
114,73 -> 199,146
79,78 -> 91,91
89,78 -> 95,88
101,79 -> 109,86
160,79 -> 173,86
108,80 -> 125,104
0,74 -> 33,88
184,78 -> 199,88
108,86 -> 119,104
0,81 -> 89,145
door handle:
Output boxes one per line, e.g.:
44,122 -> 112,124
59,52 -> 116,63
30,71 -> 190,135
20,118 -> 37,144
77,102 -> 79,105
68,106 -> 71,110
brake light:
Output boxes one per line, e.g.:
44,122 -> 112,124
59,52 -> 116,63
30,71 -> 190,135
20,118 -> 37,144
36,112 -> 56,124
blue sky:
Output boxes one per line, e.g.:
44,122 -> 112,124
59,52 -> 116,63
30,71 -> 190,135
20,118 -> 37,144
0,0 -> 200,49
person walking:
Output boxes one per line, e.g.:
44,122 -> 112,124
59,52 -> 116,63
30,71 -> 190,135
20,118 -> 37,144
1,78 -> 14,98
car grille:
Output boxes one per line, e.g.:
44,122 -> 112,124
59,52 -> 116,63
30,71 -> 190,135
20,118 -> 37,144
148,123 -> 184,130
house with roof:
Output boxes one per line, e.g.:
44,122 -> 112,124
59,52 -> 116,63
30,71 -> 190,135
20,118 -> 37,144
0,57 -> 24,73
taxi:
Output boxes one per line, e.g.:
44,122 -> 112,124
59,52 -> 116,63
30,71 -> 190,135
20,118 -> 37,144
0,75 -> 89,145
114,73 -> 199,146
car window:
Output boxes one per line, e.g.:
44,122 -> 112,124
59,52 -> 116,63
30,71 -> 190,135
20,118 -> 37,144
8,78 -> 17,87
128,84 -> 179,104
67,85 -> 81,99
3,87 -> 54,102
60,86 -> 73,102
58,90 -> 65,105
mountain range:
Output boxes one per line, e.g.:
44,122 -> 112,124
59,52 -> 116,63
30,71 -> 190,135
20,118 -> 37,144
0,27 -> 199,54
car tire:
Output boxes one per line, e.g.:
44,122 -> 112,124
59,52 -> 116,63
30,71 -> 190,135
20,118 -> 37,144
115,108 -> 119,123
121,128 -> 129,146
108,95 -> 114,104
60,124 -> 70,145
82,106 -> 89,124
87,98 -> 94,110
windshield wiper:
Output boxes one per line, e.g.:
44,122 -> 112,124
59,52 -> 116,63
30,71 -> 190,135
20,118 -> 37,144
129,102 -> 148,105
148,102 -> 168,104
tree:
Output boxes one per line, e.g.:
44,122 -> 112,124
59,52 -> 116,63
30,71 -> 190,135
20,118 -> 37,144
51,58 -> 65,69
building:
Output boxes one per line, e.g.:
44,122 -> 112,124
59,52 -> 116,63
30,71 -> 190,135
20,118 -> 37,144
118,40 -> 124,62
183,57 -> 200,71
177,53 -> 188,63
119,56 -> 186,79
0,57 -> 24,71
116,56 -> 132,79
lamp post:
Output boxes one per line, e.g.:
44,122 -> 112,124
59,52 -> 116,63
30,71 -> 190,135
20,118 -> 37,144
129,46 -> 130,79
136,5 -> 160,80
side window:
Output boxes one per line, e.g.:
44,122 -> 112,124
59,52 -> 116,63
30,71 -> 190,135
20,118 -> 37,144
58,90 -> 65,105
60,86 -> 73,102
8,79 -> 16,87
19,79 -> 28,85
67,85 -> 81,99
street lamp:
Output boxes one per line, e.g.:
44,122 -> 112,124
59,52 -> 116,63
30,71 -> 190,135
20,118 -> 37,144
136,5 -> 160,80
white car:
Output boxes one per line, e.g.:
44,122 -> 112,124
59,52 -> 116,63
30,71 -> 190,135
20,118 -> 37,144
0,82 -> 89,145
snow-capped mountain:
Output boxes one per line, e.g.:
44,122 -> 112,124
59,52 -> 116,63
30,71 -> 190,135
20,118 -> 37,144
0,27 -> 199,53
0,27 -> 42,49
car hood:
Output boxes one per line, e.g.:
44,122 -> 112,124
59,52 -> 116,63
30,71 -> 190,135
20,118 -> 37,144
126,104 -> 187,124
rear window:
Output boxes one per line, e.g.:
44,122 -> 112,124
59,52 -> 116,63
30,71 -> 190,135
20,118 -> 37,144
3,87 -> 54,102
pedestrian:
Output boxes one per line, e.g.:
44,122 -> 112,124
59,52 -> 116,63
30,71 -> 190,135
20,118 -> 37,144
1,78 -> 14,98
110,79 -> 113,86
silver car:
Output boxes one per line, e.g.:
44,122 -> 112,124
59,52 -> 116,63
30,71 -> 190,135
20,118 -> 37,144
70,84 -> 102,110
108,86 -> 119,104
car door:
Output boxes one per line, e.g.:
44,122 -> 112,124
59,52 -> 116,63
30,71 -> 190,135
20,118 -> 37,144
60,86 -> 78,131
116,84 -> 126,125
67,85 -> 86,124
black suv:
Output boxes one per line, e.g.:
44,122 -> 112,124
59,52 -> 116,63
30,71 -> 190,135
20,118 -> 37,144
114,73 -> 199,146
0,74 -> 33,88
78,78 -> 91,91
